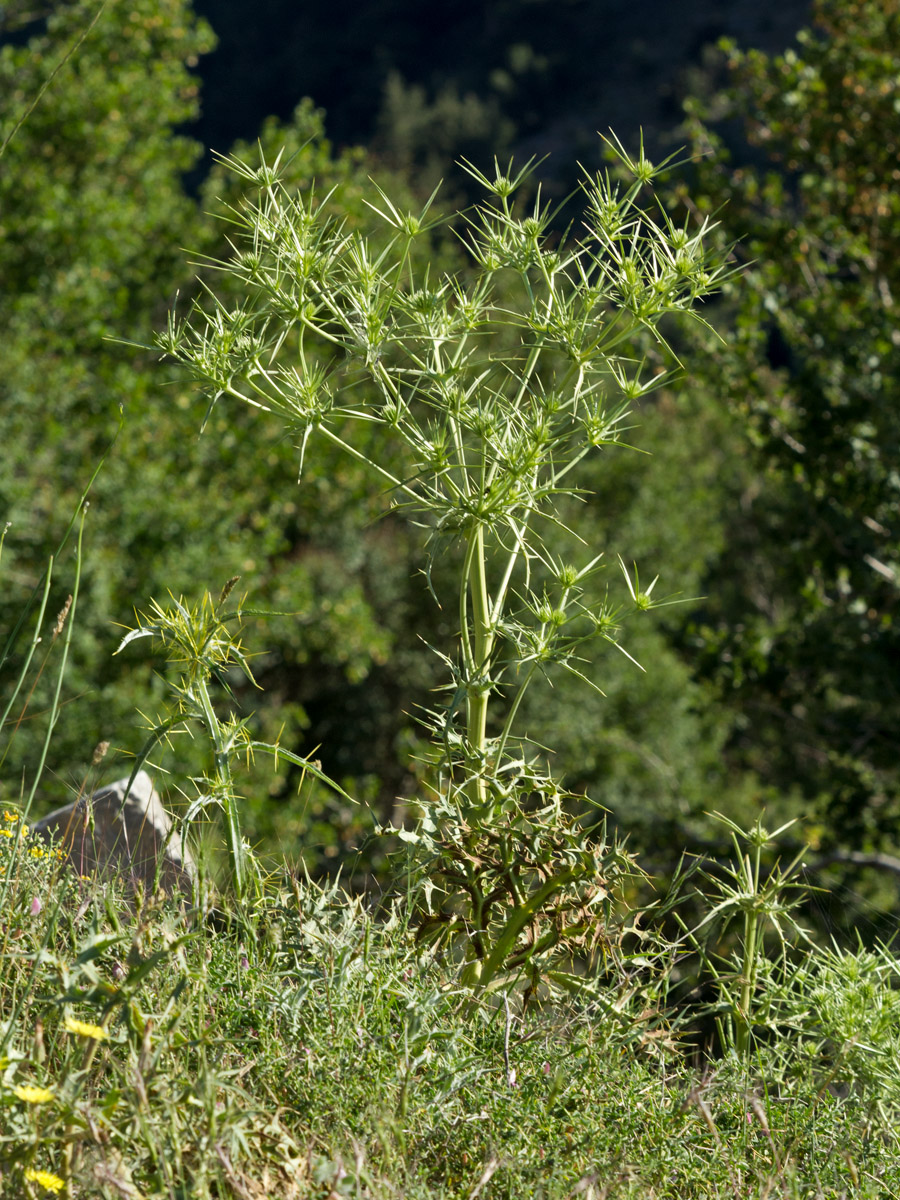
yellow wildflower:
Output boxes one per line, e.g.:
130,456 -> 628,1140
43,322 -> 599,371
3,810 -> 19,821
63,1016 -> 108,1040
12,1084 -> 55,1104
0,828 -> 13,838
24,1168 -> 65,1193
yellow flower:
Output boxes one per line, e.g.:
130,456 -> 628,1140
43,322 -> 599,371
63,1016 -> 108,1040
2,810 -> 19,821
12,1084 -> 55,1104
24,1168 -> 65,1193
29,845 -> 45,860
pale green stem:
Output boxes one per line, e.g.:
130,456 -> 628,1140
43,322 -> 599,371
297,310 -> 346,348
465,523 -> 494,806
459,535 -> 477,680
737,907 -> 759,1059
444,340 -> 474,492
551,441 -> 594,487
736,844 -> 762,1059
318,425 -> 421,502
494,660 -> 540,766
0,519 -> 84,1040
194,673 -> 248,903
450,407 -> 471,500
374,359 -> 406,410
0,559 -> 53,738
0,1 -> 108,162
433,342 -> 472,504
222,382 -> 275,414
510,338 -> 544,412
490,509 -> 534,627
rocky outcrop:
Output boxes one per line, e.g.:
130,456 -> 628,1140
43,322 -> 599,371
30,771 -> 195,896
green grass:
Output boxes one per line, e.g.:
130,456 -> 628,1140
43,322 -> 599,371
2,539 -> 897,1199
2,823 -> 900,1200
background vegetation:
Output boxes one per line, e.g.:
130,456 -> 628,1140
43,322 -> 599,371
3,1 -> 900,1192
5,0 -> 898,917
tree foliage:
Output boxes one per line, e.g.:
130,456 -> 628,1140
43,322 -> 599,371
0,0 -> 212,786
0,5 -> 412,822
680,0 -> 900,850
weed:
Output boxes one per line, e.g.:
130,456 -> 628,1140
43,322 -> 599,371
157,137 -> 731,990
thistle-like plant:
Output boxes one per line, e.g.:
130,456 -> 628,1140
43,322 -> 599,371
156,135 -> 729,987
683,813 -> 813,1060
116,582 -> 345,903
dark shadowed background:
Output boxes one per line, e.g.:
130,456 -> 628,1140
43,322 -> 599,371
188,0 -> 814,178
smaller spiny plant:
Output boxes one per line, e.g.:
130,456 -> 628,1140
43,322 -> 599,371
115,581 -> 348,905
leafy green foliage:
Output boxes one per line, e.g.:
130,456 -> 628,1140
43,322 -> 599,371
0,9 -> 435,832
677,0 -> 900,852
0,0 -> 215,798
6,0 -> 900,1191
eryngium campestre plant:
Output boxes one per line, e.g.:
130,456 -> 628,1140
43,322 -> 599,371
157,134 -> 731,992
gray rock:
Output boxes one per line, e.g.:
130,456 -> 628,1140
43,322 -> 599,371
30,771 -> 195,896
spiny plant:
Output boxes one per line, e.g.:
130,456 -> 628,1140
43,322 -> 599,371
678,813 -> 813,1060
115,581 -> 348,903
155,133 -> 731,992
